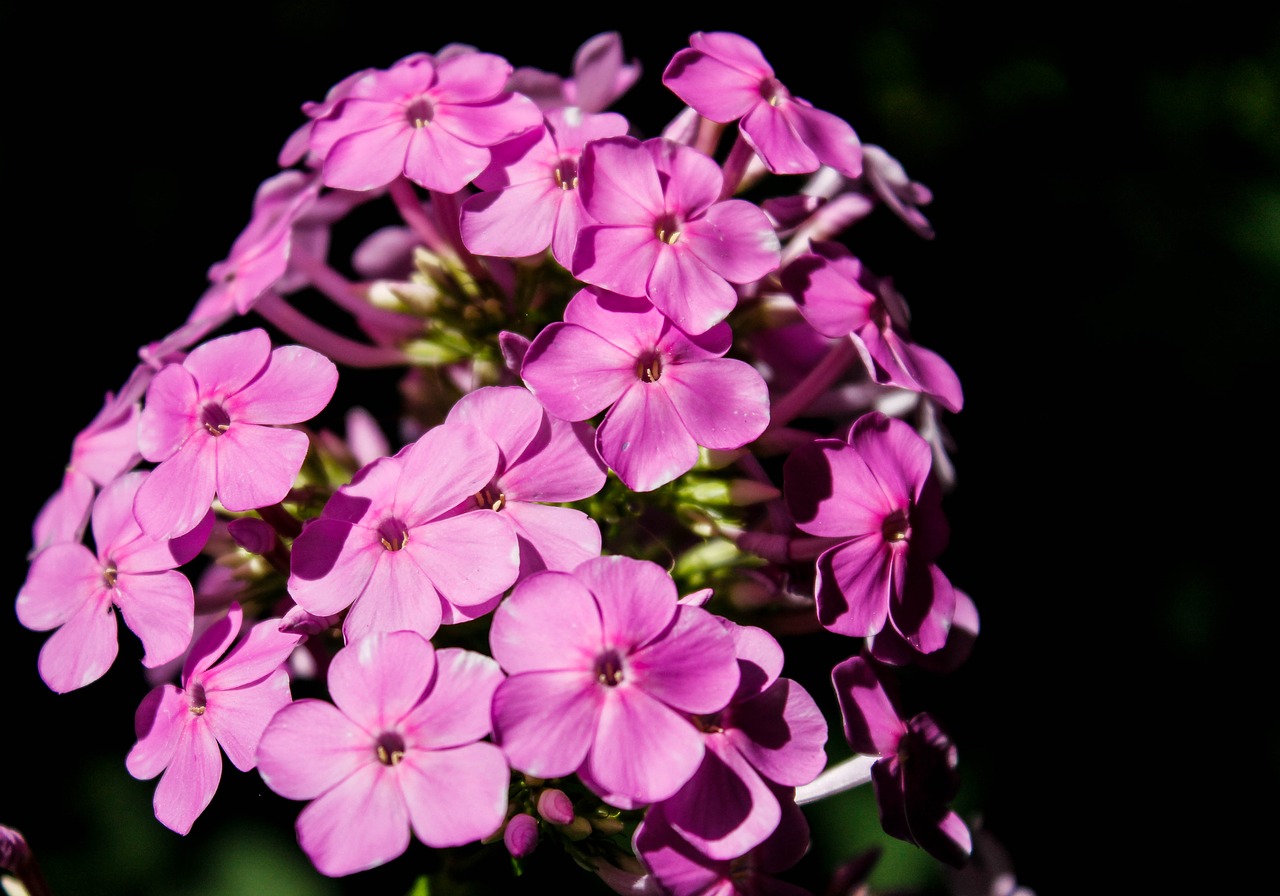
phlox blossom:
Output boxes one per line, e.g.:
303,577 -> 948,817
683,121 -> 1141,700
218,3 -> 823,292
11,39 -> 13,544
784,411 -> 957,653
521,288 -> 770,492
287,419 -> 521,640
571,135 -> 780,335
833,654 -> 971,867
134,328 -> 339,540
489,555 -> 740,806
256,630 -> 510,877
444,385 -> 606,578
126,602 -> 302,834
509,31 -> 641,113
653,621 -> 827,860
16,471 -> 211,693
460,106 -> 630,267
663,31 -> 863,178
311,51 -> 543,194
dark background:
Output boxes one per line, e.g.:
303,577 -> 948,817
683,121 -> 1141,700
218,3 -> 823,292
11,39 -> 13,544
5,4 -> 1275,895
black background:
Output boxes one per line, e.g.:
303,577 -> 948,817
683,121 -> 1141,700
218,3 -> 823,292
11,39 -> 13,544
5,4 -> 1276,895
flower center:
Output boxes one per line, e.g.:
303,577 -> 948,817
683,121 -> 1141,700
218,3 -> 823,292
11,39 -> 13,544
881,508 -> 911,543
102,563 -> 118,589
188,682 -> 207,716
594,648 -> 626,686
201,402 -> 231,437
378,517 -> 409,551
405,96 -> 435,128
375,731 -> 406,766
635,351 -> 663,383
655,214 -> 683,245
474,484 -> 506,512
553,156 -> 579,191
760,76 -> 788,107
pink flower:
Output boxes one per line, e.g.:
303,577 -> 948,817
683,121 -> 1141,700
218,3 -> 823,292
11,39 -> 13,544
508,31 -> 641,113
489,555 -> 740,806
784,411 -> 957,653
16,471 -> 212,693
134,328 -> 339,540
663,31 -> 863,178
780,240 -> 963,413
861,144 -> 935,239
832,654 -> 971,867
460,106 -> 630,267
287,420 -> 521,641
125,602 -> 301,834
521,288 -> 770,492
444,385 -> 606,578
256,630 -> 510,877
652,621 -> 827,860
312,51 -> 544,194
572,135 -> 780,335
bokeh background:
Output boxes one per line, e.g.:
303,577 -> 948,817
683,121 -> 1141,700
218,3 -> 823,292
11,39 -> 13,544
5,4 -> 1276,895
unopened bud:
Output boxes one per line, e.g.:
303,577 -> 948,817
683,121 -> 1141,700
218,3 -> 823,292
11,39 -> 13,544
557,815 -> 593,841
226,517 -> 277,555
536,788 -> 575,825
589,813 -> 625,836
503,813 -> 539,859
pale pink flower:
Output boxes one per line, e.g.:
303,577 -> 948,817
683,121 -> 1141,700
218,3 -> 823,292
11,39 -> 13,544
256,630 -> 509,877
133,328 -> 339,540
287,420 -> 521,641
16,471 -> 212,693
663,31 -> 863,178
521,288 -> 770,492
572,135 -> 780,335
126,602 -> 302,834
460,106 -> 629,267
489,555 -> 740,806
444,385 -> 606,578
312,51 -> 543,194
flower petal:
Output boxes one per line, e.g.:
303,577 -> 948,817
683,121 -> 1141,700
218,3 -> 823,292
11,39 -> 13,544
401,742 -> 509,847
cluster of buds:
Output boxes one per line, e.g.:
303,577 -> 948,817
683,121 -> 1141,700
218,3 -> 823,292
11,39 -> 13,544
12,30 -> 1024,896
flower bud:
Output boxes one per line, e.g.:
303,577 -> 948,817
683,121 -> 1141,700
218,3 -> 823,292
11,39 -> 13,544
503,813 -> 539,859
536,788 -> 575,825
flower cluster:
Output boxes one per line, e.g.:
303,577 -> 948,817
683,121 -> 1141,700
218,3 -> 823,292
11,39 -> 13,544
11,30 -> 1020,896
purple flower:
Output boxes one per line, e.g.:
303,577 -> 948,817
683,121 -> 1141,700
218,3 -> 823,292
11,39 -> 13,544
508,31 -> 641,113
256,630 -> 510,877
862,144 -> 935,239
780,240 -> 963,413
287,420 -> 521,640
125,602 -> 302,834
312,51 -> 544,194
631,790 -> 814,896
572,135 -> 780,335
133,328 -> 339,539
460,106 -> 630,267
16,470 -> 211,693
663,31 -> 863,178
521,288 -> 770,492
784,411 -> 957,653
444,385 -> 606,578
654,620 -> 827,860
489,555 -> 740,806
833,654 -> 971,868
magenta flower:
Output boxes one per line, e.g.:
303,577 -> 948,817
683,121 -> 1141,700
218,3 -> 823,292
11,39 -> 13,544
489,555 -> 740,806
572,135 -> 781,335
663,31 -> 863,178
16,470 -> 212,693
312,51 -> 544,194
784,411 -> 957,653
444,385 -> 606,578
460,106 -> 629,267
631,790 -> 814,896
780,240 -> 963,413
833,654 -> 971,867
256,630 -> 510,877
125,602 -> 301,834
287,420 -> 521,641
862,143 -> 935,239
521,288 -> 771,492
133,328 -> 339,540
508,31 -> 641,113
653,621 -> 827,861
